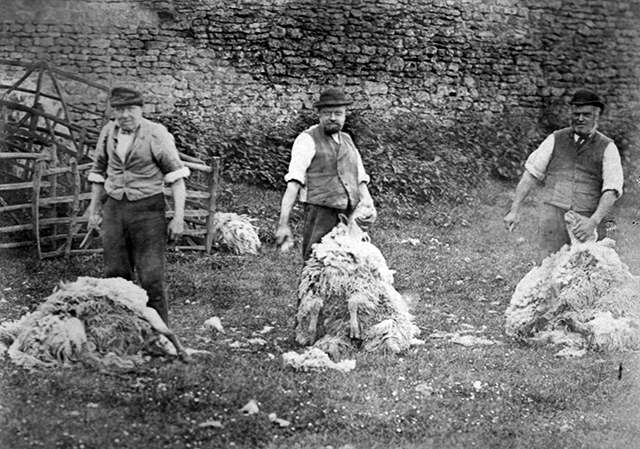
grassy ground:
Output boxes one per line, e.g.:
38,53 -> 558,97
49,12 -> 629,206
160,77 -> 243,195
0,179 -> 639,449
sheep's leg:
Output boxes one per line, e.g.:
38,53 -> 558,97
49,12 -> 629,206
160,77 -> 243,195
348,295 -> 360,339
165,330 -> 193,363
307,298 -> 323,345
295,293 -> 324,346
141,308 -> 193,362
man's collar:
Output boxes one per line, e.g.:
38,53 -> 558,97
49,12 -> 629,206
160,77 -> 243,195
116,123 -> 140,135
574,131 -> 594,140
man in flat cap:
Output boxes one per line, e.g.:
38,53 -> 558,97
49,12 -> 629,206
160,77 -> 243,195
276,87 -> 376,261
87,87 -> 190,324
504,88 -> 624,262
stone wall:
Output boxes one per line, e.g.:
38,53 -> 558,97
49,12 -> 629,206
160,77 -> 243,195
1,0 -> 639,128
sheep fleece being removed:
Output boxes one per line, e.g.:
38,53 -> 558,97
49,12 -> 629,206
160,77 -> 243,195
505,236 -> 640,351
0,277 -> 188,369
296,215 -> 422,357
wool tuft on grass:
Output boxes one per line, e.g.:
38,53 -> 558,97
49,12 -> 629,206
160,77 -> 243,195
296,203 -> 422,358
505,216 -> 640,352
0,276 -> 190,369
212,212 -> 261,255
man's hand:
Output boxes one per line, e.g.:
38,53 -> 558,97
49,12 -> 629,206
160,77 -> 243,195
88,212 -> 102,231
503,210 -> 519,232
167,218 -> 184,243
275,224 -> 293,252
571,215 -> 598,242
354,201 -> 377,231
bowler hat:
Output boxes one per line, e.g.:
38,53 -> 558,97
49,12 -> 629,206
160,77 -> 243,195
109,87 -> 144,108
313,88 -> 354,109
569,89 -> 605,113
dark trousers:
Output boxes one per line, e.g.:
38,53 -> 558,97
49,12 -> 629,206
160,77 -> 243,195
102,193 -> 169,324
537,203 -> 607,263
302,203 -> 349,262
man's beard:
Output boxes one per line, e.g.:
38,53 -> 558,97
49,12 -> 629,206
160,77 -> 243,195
323,123 -> 342,135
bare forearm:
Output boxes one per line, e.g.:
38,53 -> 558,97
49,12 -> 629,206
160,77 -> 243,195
590,190 -> 617,225
171,178 -> 186,221
88,183 -> 105,214
509,171 -> 538,213
358,182 -> 373,204
278,182 -> 300,226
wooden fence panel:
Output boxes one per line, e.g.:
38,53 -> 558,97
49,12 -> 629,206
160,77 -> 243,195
0,60 -> 220,258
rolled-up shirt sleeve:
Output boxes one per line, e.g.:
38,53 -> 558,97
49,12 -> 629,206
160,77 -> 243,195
165,166 -> 191,184
355,150 -> 370,184
602,142 -> 624,197
524,134 -> 555,181
151,126 -> 190,184
284,133 -> 315,184
88,126 -> 110,184
87,172 -> 106,183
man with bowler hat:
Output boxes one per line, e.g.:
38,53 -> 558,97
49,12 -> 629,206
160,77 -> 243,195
87,86 -> 190,324
504,88 -> 624,263
275,87 -> 376,261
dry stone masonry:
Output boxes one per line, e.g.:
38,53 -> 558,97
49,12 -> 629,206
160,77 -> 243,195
1,0 -> 639,126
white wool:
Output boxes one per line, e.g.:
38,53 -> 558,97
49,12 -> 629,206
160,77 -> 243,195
212,212 -> 261,255
587,312 -> 640,350
505,236 -> 640,352
283,348 -> 356,373
8,315 -> 86,368
0,277 -> 185,369
296,212 -> 421,357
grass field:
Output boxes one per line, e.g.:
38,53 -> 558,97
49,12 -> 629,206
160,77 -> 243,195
1,179 -> 639,449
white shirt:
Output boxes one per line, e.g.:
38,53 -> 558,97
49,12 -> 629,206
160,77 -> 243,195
115,130 -> 134,161
525,132 -> 624,197
284,128 -> 370,203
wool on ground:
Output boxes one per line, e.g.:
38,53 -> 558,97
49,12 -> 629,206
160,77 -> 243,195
0,277 -> 184,369
505,237 -> 640,352
212,212 -> 261,255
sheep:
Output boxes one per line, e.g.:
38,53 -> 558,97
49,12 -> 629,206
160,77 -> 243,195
505,212 -> 640,352
0,276 -> 191,369
212,212 -> 261,255
295,203 -> 422,358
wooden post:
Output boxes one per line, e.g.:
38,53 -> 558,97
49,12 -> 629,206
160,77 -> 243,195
45,62 -> 79,152
32,157 -> 44,258
49,142 -> 59,249
204,157 -> 220,253
64,157 -> 79,257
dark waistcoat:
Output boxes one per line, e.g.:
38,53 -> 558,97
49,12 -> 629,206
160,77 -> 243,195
541,127 -> 611,213
304,125 -> 360,210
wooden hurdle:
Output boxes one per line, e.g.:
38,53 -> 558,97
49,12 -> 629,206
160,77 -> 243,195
0,59 -> 220,258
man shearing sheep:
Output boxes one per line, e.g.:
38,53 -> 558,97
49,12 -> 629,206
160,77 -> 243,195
275,87 -> 377,262
503,88 -> 624,263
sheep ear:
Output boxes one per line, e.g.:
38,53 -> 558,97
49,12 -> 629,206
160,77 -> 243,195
338,213 -> 349,224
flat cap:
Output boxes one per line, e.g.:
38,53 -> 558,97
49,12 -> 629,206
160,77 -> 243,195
109,87 -> 144,108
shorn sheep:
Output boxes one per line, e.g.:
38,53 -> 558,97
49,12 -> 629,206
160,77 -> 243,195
505,211 -> 640,352
0,277 -> 190,369
295,203 -> 422,357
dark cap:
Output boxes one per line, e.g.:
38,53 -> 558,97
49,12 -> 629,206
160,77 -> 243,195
313,88 -> 354,109
109,87 -> 144,108
569,89 -> 605,113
